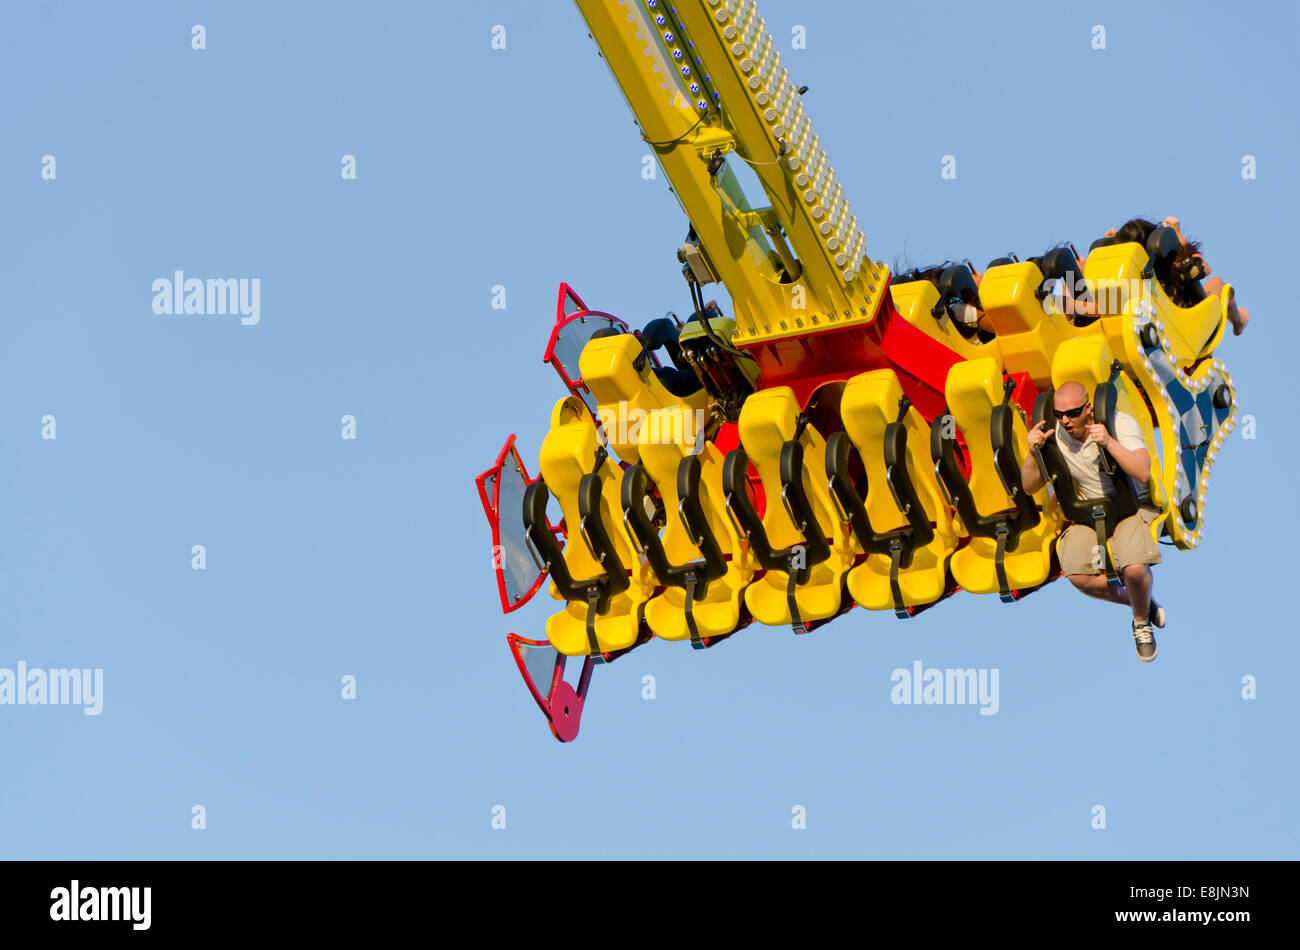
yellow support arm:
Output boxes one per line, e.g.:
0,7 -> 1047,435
574,0 -> 889,346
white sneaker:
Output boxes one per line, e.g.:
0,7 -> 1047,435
1132,621 -> 1157,662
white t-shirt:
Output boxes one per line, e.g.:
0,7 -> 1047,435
1054,409 -> 1150,504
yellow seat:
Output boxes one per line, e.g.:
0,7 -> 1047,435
978,260 -> 1069,388
943,359 -> 1061,595
1078,247 -> 1237,550
838,369 -> 958,612
890,280 -> 988,362
635,414 -> 754,641
579,333 -> 709,465
735,387 -> 855,626
537,397 -> 654,656
1049,336 -> 1170,554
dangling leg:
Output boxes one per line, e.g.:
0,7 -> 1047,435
1121,563 -> 1152,623
1205,276 -> 1248,335
1067,573 -> 1130,606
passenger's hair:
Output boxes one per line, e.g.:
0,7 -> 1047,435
893,257 -> 956,283
914,263 -> 951,284
1047,240 -> 1083,265
1116,218 -> 1157,246
1165,240 -> 1209,307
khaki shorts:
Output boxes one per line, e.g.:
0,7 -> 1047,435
1057,507 -> 1163,576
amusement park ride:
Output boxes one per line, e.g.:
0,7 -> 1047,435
475,0 -> 1240,741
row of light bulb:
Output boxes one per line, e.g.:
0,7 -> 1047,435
1131,306 -> 1236,550
707,0 -> 872,291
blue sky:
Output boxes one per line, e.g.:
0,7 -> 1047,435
1,0 -> 1295,858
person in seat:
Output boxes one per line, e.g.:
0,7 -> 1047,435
1056,224 -> 1156,319
1101,217 -> 1249,335
637,316 -> 705,397
1104,217 -> 1159,247
1159,217 -> 1249,335
1020,381 -> 1166,662
1038,243 -> 1098,322
935,261 -> 996,342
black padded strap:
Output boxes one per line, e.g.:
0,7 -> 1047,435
787,565 -> 806,634
1094,505 -> 1119,587
933,410 -> 1013,544
684,571 -> 704,649
723,448 -> 777,567
994,523 -> 1012,603
524,479 -> 578,602
889,538 -> 907,618
585,588 -> 602,656
577,473 -> 629,598
622,459 -> 725,598
793,413 -> 810,441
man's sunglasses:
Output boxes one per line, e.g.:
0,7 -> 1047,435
1053,401 -> 1089,420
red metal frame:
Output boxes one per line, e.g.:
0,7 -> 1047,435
543,309 -> 627,389
475,434 -> 564,614
542,282 -> 662,415
543,283 -> 627,402
506,633 -> 594,743
556,281 -> 586,319
742,279 -> 965,423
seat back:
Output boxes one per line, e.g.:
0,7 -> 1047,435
889,278 -> 988,362
831,369 -> 960,614
722,387 -> 853,627
979,259 -> 1065,382
621,428 -> 727,595
1143,226 -> 1182,284
836,369 -> 952,555
532,396 -> 653,656
580,332 -> 710,465
932,359 -> 1039,547
935,264 -> 983,315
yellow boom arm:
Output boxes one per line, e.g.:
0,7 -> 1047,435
574,0 -> 890,346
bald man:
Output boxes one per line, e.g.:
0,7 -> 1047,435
1020,381 -> 1166,661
